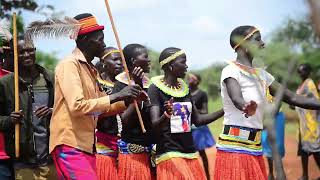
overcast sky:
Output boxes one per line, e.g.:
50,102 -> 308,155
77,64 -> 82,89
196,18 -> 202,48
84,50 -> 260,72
22,0 -> 309,69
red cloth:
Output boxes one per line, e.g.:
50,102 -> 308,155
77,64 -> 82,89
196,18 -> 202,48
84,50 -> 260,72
0,68 -> 10,159
96,154 -> 118,180
214,150 -> 267,180
118,153 -> 152,180
157,157 -> 206,180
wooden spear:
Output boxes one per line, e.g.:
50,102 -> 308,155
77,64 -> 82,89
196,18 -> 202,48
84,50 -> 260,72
12,12 -> 20,158
103,0 -> 146,133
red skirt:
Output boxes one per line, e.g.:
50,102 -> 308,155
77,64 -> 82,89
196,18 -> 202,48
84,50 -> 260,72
118,153 -> 152,180
214,150 -> 267,180
157,157 -> 206,180
96,154 -> 118,180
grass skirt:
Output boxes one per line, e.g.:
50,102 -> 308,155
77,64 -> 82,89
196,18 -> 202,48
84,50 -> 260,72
157,157 -> 206,180
214,150 -> 267,180
118,153 -> 152,180
96,154 -> 118,180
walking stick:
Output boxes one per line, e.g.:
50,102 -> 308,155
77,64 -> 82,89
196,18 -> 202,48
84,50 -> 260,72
103,0 -> 146,133
12,13 -> 20,158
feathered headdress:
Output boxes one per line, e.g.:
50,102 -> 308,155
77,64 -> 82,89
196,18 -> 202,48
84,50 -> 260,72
0,20 -> 13,48
25,16 -> 82,47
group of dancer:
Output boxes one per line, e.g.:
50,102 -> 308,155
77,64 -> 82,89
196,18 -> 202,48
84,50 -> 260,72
0,13 -> 320,180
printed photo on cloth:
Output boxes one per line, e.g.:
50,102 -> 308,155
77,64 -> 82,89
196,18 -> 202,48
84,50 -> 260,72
170,102 -> 192,133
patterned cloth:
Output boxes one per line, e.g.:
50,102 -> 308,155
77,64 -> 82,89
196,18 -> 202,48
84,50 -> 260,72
51,145 -> 97,180
171,102 -> 192,133
118,139 -> 156,167
96,131 -> 119,157
156,151 -> 198,165
296,78 -> 320,153
118,139 -> 152,154
216,125 -> 263,156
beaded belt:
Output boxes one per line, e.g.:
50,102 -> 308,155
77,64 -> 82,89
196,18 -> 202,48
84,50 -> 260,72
118,139 -> 156,167
216,125 -> 262,156
118,139 -> 152,154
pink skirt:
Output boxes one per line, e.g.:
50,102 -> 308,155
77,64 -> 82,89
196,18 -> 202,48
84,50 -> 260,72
52,145 -> 97,180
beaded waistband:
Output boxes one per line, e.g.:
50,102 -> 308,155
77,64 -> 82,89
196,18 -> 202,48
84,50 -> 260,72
216,125 -> 262,156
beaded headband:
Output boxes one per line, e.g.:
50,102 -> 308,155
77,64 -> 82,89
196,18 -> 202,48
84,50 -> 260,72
160,50 -> 185,67
233,28 -> 259,50
101,50 -> 120,59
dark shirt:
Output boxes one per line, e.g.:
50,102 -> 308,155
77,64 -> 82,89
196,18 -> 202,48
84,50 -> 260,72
148,84 -> 196,155
191,89 -> 208,111
96,81 -> 118,135
112,81 -> 154,146
0,65 -> 54,166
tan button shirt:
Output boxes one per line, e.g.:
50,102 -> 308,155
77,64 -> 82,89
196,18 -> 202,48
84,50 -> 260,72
49,48 -> 126,153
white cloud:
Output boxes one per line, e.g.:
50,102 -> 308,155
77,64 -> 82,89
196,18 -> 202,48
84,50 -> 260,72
48,0 -> 159,17
110,0 -> 159,11
191,16 -> 222,34
24,0 -> 308,69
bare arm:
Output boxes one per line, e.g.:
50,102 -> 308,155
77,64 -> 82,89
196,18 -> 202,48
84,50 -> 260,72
192,107 -> 224,127
199,101 -> 208,114
57,61 -> 135,116
224,77 -> 257,117
149,105 -> 170,128
270,81 -> 320,110
120,103 -> 142,126
224,77 -> 246,110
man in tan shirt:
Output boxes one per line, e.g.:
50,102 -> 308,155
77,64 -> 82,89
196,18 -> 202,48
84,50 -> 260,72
49,13 -> 142,179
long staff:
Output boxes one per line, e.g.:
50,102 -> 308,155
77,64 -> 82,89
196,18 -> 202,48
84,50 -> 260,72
104,0 -> 146,133
13,12 -> 20,158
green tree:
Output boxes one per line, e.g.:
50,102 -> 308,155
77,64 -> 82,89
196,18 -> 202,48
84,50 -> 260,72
148,48 -> 161,77
1,0 -> 55,19
192,64 -> 225,100
1,0 -> 60,70
266,16 -> 320,88
36,51 -> 58,71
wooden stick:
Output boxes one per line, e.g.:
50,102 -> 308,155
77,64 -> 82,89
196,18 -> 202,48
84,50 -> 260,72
308,0 -> 320,37
103,0 -> 146,133
264,61 -> 297,180
13,13 -> 20,158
